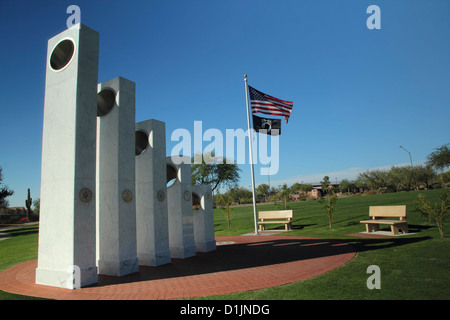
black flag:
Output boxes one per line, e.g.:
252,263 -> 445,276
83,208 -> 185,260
252,114 -> 281,136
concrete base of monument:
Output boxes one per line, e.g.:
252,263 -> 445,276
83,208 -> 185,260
137,250 -> 172,267
97,257 -> 139,277
35,265 -> 98,289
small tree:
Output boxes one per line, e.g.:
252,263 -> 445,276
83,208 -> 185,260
0,166 -> 14,210
319,176 -> 338,229
270,189 -> 281,207
191,152 -> 241,192
321,176 -> 331,195
299,184 -> 313,194
256,183 -> 270,202
33,198 -> 40,216
339,179 -> 350,194
216,193 -> 233,231
416,190 -> 449,238
280,184 -> 290,209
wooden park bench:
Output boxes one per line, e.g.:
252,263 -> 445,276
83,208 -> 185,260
360,205 -> 409,235
258,210 -> 293,231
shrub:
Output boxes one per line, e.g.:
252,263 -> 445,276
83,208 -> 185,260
416,190 -> 450,238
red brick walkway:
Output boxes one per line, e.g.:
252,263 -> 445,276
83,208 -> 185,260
0,235 -> 355,300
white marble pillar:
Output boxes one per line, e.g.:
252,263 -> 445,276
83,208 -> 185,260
166,156 -> 196,259
135,120 -> 171,266
36,24 -> 99,289
96,77 -> 139,276
192,184 -> 216,252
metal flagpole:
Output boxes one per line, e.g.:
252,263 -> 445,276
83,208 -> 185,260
244,74 -> 259,235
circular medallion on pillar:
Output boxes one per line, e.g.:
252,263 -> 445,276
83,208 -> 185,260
157,190 -> 165,202
79,188 -> 92,203
122,189 -> 133,203
184,190 -> 191,202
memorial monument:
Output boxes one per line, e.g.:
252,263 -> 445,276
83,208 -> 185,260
36,24 -> 99,288
135,120 -> 171,266
96,77 -> 139,276
36,24 -> 216,289
192,184 -> 216,252
166,156 -> 196,259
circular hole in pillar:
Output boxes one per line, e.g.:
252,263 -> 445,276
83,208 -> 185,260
97,89 -> 116,117
167,164 -> 177,187
50,39 -> 75,71
135,130 -> 149,156
192,192 -> 201,210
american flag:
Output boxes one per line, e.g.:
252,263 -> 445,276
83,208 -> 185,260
249,86 -> 293,123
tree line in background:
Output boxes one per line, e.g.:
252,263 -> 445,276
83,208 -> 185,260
349,164 -> 447,193
214,143 -> 450,207
354,143 -> 449,193
214,163 -> 449,208
215,183 -> 313,207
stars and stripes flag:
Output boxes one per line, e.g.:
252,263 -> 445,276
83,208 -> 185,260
248,86 -> 293,123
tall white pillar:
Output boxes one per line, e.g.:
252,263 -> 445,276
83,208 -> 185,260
166,156 -> 196,259
96,77 -> 139,276
135,120 -> 171,266
36,24 -> 99,289
192,184 -> 216,252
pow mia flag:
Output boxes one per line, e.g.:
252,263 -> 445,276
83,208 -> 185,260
252,114 -> 281,136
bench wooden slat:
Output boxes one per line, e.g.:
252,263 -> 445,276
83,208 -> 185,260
258,210 -> 293,219
360,219 -> 407,225
369,205 -> 406,218
257,210 -> 293,231
258,221 -> 291,224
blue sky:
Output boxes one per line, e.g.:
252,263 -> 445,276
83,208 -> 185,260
1,0 -> 449,207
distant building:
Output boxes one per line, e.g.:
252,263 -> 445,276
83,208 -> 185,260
310,182 -> 340,190
308,189 -> 322,199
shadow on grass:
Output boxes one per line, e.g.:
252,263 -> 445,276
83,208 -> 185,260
94,235 -> 430,288
406,224 -> 433,233
292,224 -> 316,230
1,225 -> 39,238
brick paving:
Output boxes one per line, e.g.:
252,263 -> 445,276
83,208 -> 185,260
0,235 -> 356,300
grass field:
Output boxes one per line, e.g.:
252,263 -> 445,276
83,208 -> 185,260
1,188 -> 449,300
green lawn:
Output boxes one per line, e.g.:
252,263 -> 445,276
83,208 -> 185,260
208,188 -> 450,299
0,224 -> 45,300
1,189 -> 449,300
